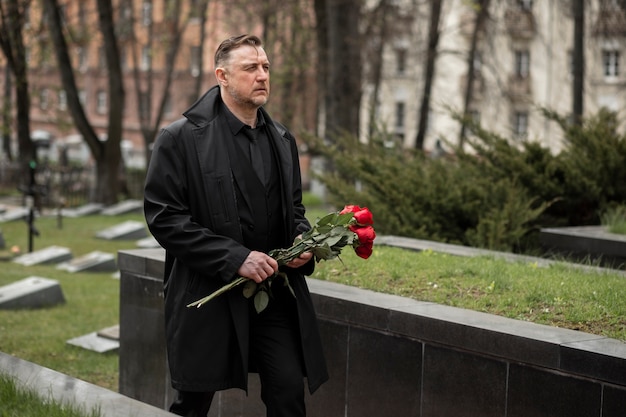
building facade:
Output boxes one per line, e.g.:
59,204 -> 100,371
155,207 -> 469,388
2,0 -> 624,170
362,0 -> 626,154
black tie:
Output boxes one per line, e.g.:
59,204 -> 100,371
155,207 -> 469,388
244,127 -> 266,185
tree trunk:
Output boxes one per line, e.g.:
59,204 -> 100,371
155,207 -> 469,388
0,0 -> 33,169
44,0 -> 124,205
572,0 -> 584,125
458,0 -> 490,148
317,0 -> 362,140
2,65 -> 13,161
365,0 -> 390,139
129,0 -> 187,166
96,0 -> 124,203
415,0 -> 443,150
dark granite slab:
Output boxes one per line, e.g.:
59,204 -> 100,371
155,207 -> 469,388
0,352 -> 175,417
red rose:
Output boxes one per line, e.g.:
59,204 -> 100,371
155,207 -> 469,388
353,208 -> 373,225
340,205 -> 362,215
355,242 -> 373,259
353,225 -> 376,244
341,205 -> 374,226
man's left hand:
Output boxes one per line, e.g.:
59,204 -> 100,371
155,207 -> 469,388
285,251 -> 313,268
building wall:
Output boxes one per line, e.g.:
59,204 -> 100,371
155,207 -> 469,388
363,0 -> 626,154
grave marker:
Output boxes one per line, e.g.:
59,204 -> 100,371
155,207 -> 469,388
57,251 -> 116,273
0,276 -> 65,309
101,199 -> 143,216
96,220 -> 147,241
136,235 -> 160,248
0,207 -> 29,223
13,245 -> 72,266
61,203 -> 104,218
67,325 -> 120,353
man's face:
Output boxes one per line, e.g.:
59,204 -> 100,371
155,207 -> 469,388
221,45 -> 270,109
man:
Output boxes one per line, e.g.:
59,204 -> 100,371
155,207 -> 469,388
144,34 -> 328,417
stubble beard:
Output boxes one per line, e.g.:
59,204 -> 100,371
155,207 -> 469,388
227,84 -> 269,109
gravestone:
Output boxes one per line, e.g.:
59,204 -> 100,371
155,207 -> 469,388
0,207 -> 29,223
67,324 -> 120,353
0,276 -> 65,309
13,245 -> 72,266
101,199 -> 143,216
61,203 -> 104,218
136,235 -> 161,249
96,220 -> 147,241
57,251 -> 116,273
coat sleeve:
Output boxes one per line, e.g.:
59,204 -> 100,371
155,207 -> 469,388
144,124 -> 249,283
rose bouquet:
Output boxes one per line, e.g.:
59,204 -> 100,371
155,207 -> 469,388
187,205 -> 375,313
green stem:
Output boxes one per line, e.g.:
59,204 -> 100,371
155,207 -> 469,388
186,276 -> 248,308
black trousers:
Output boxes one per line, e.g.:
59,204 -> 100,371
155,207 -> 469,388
170,287 -> 306,417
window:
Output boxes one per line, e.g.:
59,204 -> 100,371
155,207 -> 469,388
142,1 -> 152,26
141,46 -> 151,71
24,5 -> 31,28
79,89 -> 87,106
473,51 -> 482,72
164,93 -> 173,116
97,90 -> 107,114
396,49 -> 407,75
120,46 -> 128,71
518,0 -> 532,10
76,47 -> 87,72
602,50 -> 619,77
395,102 -> 405,130
513,111 -> 528,137
78,3 -> 86,26
58,90 -> 67,111
514,50 -> 530,78
190,46 -> 201,77
40,88 -> 49,110
98,47 -> 107,70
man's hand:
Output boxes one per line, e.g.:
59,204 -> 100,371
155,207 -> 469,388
285,251 -> 313,268
238,251 -> 279,283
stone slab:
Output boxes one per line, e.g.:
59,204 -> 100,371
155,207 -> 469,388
61,203 -> 104,218
97,324 -> 120,341
67,331 -> 119,353
0,276 -> 65,309
100,199 -> 143,216
12,245 -> 73,266
57,251 -> 116,273
95,220 -> 147,241
0,352 -> 176,417
0,207 -> 29,223
136,235 -> 161,248
540,226 -> 626,268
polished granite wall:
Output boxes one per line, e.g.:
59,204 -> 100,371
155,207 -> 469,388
118,248 -> 626,417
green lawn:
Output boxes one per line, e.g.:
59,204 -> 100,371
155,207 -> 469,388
0,374 -> 102,417
0,205 -> 625,395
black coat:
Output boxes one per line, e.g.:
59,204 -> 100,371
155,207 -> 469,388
144,86 -> 328,394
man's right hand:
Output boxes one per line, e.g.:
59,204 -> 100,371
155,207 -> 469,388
237,251 -> 279,283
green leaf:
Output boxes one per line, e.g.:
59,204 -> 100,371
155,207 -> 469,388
336,212 -> 354,225
316,224 -> 333,234
324,234 -> 344,247
242,280 -> 258,298
313,245 -> 334,261
254,291 -> 270,313
315,212 -> 337,227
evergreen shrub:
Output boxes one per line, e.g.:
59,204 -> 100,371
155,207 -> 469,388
309,108 -> 626,253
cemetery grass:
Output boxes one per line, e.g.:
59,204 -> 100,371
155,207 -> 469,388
0,212 -> 143,391
0,373 -> 102,417
1,210 -> 626,396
